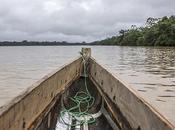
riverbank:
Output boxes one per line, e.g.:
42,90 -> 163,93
92,16 -> 175,46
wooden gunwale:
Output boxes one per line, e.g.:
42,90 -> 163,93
0,56 -> 82,130
89,57 -> 175,130
1,47 -> 175,130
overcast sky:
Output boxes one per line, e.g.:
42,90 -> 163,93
0,0 -> 175,42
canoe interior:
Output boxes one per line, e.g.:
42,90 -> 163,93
0,48 -> 174,130
35,77 -> 119,130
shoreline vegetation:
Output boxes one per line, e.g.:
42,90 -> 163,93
92,16 -> 175,46
0,16 -> 174,46
0,41 -> 91,46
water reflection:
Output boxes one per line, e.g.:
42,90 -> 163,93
144,47 -> 175,78
0,46 -> 175,124
92,46 -> 175,125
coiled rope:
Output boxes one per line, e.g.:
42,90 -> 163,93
60,52 -> 95,127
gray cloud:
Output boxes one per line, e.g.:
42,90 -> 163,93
0,0 -> 175,42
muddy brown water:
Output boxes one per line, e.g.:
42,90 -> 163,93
0,46 -> 175,125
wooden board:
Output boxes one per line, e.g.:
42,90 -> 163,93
0,57 -> 82,130
89,57 -> 175,130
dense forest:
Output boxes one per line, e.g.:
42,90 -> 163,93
0,41 -> 89,46
92,16 -> 175,46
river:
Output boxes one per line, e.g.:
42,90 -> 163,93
0,46 -> 175,124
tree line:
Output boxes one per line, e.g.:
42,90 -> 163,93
92,16 -> 175,46
0,40 -> 89,46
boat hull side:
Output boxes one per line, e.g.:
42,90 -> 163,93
0,57 -> 82,130
89,58 -> 175,130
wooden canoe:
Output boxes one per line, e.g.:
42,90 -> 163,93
0,48 -> 174,130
